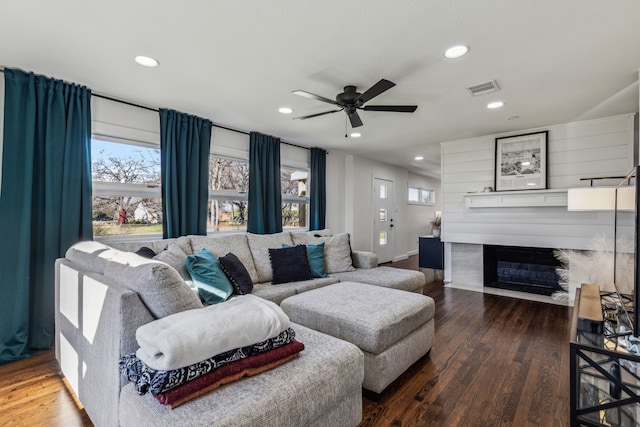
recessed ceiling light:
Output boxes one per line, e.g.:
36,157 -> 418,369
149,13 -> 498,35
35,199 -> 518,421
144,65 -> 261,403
279,107 -> 293,114
350,132 -> 361,138
444,45 -> 469,59
134,55 -> 159,67
414,156 -> 424,161
487,101 -> 505,109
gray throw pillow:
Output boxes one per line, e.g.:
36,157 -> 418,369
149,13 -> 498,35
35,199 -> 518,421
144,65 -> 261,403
153,244 -> 191,281
104,257 -> 203,319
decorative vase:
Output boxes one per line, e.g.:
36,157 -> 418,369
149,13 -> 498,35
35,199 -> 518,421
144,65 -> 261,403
432,228 -> 441,238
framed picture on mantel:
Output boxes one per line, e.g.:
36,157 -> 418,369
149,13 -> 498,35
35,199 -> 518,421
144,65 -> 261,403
494,130 -> 548,191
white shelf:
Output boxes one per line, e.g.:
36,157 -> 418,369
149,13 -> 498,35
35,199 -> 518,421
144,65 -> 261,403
463,189 -> 567,208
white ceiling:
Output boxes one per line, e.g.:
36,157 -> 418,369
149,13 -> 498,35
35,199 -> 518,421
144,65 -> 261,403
2,1 -> 639,178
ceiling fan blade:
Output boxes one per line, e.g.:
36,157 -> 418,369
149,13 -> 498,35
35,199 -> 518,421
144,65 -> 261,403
294,109 -> 343,120
291,90 -> 341,106
348,111 -> 363,128
363,105 -> 418,113
358,79 -> 396,104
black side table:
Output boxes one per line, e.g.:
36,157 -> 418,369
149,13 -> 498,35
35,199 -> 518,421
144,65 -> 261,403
419,236 -> 443,270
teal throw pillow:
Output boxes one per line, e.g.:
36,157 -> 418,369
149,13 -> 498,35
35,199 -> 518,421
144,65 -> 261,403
185,248 -> 234,305
283,242 -> 327,278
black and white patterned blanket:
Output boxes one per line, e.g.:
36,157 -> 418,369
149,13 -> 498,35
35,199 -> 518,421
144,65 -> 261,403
120,327 -> 296,395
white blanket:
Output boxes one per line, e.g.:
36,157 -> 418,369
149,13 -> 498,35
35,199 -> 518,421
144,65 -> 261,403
136,294 -> 291,371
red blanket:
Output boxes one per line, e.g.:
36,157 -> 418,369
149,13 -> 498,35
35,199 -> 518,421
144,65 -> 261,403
155,340 -> 305,408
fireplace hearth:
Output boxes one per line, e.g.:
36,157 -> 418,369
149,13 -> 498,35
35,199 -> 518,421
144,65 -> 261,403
483,245 -> 563,295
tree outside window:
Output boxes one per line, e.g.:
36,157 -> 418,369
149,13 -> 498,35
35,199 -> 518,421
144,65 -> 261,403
91,139 -> 162,237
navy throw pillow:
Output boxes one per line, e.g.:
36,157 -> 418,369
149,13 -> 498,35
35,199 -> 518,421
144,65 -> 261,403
218,252 -> 253,295
283,242 -> 327,278
135,246 -> 157,259
269,245 -> 313,284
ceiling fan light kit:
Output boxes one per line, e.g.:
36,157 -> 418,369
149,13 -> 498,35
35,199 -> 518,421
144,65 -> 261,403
292,79 -> 418,128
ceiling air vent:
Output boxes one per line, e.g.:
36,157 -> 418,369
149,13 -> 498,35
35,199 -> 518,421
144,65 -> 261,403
467,80 -> 500,96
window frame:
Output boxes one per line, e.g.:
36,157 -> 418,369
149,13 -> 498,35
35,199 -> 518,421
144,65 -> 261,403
408,186 -> 435,206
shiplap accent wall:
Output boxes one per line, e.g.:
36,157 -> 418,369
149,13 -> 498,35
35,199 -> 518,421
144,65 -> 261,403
441,114 -> 636,252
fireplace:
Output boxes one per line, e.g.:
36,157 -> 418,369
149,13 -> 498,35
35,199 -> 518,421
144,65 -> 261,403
483,245 -> 563,295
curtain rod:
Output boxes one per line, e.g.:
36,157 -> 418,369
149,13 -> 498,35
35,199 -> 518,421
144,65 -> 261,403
92,93 -> 309,150
0,67 -> 309,151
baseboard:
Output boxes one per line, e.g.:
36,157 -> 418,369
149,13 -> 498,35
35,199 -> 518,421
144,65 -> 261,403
393,254 -> 409,262
61,377 -> 84,410
407,249 -> 418,256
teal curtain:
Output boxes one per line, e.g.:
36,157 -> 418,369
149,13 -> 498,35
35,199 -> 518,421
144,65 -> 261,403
309,148 -> 326,230
248,132 -> 282,234
0,68 -> 92,365
159,109 -> 212,238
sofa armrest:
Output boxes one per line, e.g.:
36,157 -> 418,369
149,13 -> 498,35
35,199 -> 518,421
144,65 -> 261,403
55,259 -> 154,427
351,251 -> 378,269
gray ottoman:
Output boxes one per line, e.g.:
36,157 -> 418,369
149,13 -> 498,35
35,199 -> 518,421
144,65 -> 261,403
280,281 -> 435,394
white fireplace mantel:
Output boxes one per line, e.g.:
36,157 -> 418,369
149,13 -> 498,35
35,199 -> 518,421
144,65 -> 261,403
463,189 -> 567,208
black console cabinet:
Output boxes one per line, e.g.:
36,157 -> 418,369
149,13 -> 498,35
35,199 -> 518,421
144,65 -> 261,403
419,236 -> 443,270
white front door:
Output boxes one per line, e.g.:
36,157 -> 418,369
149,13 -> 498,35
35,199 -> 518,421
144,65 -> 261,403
373,178 -> 394,263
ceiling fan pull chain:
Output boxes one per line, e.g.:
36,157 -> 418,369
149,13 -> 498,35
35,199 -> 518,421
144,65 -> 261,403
345,114 -> 348,138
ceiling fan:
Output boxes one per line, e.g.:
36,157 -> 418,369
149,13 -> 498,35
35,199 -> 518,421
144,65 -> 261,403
292,79 -> 417,128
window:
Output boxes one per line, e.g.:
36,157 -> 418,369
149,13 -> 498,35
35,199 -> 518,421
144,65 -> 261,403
379,231 -> 388,245
91,138 -> 162,237
380,184 -> 388,199
281,166 -> 309,230
408,186 -> 435,205
208,156 -> 249,233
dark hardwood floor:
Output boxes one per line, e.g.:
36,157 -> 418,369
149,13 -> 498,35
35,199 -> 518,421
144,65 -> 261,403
367,257 -> 571,426
0,256 -> 571,426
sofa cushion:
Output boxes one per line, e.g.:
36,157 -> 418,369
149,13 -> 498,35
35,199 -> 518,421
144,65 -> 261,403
246,232 -> 294,283
154,244 -> 191,281
219,253 -> 253,295
103,252 -> 203,319
190,234 -> 259,284
185,249 -> 234,305
269,245 -> 313,284
330,266 -> 425,293
251,283 -> 298,305
291,232 -> 355,274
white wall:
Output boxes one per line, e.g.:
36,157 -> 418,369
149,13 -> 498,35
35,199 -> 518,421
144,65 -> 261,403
441,114 -> 636,251
406,173 -> 442,255
324,152 -> 442,261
